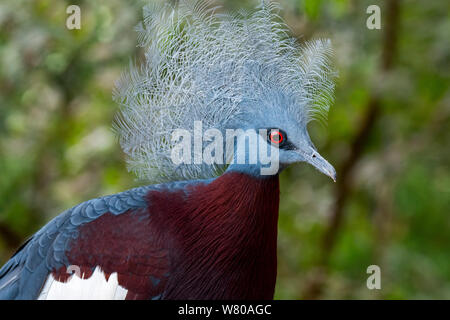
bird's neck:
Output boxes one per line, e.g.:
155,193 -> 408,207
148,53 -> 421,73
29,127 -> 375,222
158,171 -> 280,299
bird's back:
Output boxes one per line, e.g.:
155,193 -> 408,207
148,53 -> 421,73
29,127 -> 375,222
0,180 -> 197,300
0,171 -> 279,300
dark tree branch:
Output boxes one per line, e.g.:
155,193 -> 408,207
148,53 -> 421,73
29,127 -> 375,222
302,0 -> 400,299
0,222 -> 22,251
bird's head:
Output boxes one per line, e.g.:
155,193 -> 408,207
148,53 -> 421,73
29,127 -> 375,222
228,87 -> 336,181
114,1 -> 336,183
227,85 -> 336,181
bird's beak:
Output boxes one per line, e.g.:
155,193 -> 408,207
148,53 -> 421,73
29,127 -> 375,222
301,148 -> 336,182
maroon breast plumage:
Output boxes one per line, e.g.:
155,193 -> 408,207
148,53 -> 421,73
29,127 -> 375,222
52,172 -> 280,299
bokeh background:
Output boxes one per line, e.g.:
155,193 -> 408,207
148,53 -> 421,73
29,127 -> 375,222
0,0 -> 449,299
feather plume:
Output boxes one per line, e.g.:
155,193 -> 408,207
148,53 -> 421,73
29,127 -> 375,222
113,0 -> 335,183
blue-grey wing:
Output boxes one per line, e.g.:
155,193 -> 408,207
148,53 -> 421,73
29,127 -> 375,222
0,185 -> 152,300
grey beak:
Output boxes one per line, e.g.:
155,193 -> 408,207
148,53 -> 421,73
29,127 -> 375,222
305,149 -> 336,182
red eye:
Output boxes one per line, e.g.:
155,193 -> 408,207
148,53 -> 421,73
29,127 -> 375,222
269,130 -> 283,144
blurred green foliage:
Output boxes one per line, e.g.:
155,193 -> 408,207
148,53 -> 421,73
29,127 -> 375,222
0,0 -> 449,299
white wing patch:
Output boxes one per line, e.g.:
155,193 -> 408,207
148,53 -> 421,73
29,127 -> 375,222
38,266 -> 128,300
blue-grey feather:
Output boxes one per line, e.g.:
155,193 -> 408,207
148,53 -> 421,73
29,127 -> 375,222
0,178 -> 212,299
